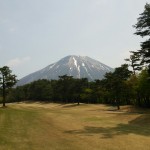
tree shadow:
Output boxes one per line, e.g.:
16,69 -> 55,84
62,104 -> 80,108
0,106 -> 8,109
61,103 -> 89,108
22,101 -> 84,107
65,114 -> 150,138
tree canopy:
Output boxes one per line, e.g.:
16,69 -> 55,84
133,3 -> 150,74
0,66 -> 17,107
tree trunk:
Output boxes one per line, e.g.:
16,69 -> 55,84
2,95 -> 6,107
2,75 -> 6,107
117,104 -> 120,110
116,99 -> 120,110
77,100 -> 80,105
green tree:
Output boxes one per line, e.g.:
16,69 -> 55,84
80,88 -> 94,104
125,51 -> 142,74
0,66 -> 17,107
125,74 -> 138,105
58,75 -> 74,103
134,3 -> 150,75
102,64 -> 132,109
137,69 -> 150,107
24,79 -> 53,101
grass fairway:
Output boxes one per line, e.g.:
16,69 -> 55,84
0,103 -> 150,150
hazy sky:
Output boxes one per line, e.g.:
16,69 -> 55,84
0,0 -> 148,79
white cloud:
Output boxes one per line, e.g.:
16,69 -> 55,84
6,56 -> 31,68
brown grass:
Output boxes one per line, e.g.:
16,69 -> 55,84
0,102 -> 150,150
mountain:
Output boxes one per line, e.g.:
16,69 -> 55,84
17,55 -> 113,86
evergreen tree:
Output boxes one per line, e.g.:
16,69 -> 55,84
102,64 -> 131,109
125,51 -> 142,74
0,66 -> 17,107
137,69 -> 150,107
134,3 -> 150,75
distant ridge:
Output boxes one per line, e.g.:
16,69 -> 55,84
17,55 -> 113,86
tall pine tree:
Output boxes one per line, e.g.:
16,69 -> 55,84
0,66 -> 17,107
134,3 -> 150,75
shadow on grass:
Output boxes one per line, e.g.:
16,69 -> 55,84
22,101 -> 80,106
0,106 -> 8,109
23,101 -> 52,104
65,114 -> 150,138
62,103 -> 87,108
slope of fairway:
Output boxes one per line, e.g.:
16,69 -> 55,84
0,102 -> 150,150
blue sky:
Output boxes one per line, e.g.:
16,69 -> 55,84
0,0 -> 148,79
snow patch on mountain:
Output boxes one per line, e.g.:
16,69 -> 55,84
73,57 -> 77,68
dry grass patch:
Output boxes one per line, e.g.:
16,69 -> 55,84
0,103 -> 150,150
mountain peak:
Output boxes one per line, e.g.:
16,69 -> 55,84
17,55 -> 113,86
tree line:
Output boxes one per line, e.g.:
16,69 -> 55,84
3,65 -> 150,109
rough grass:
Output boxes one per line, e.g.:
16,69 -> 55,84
0,102 -> 150,150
